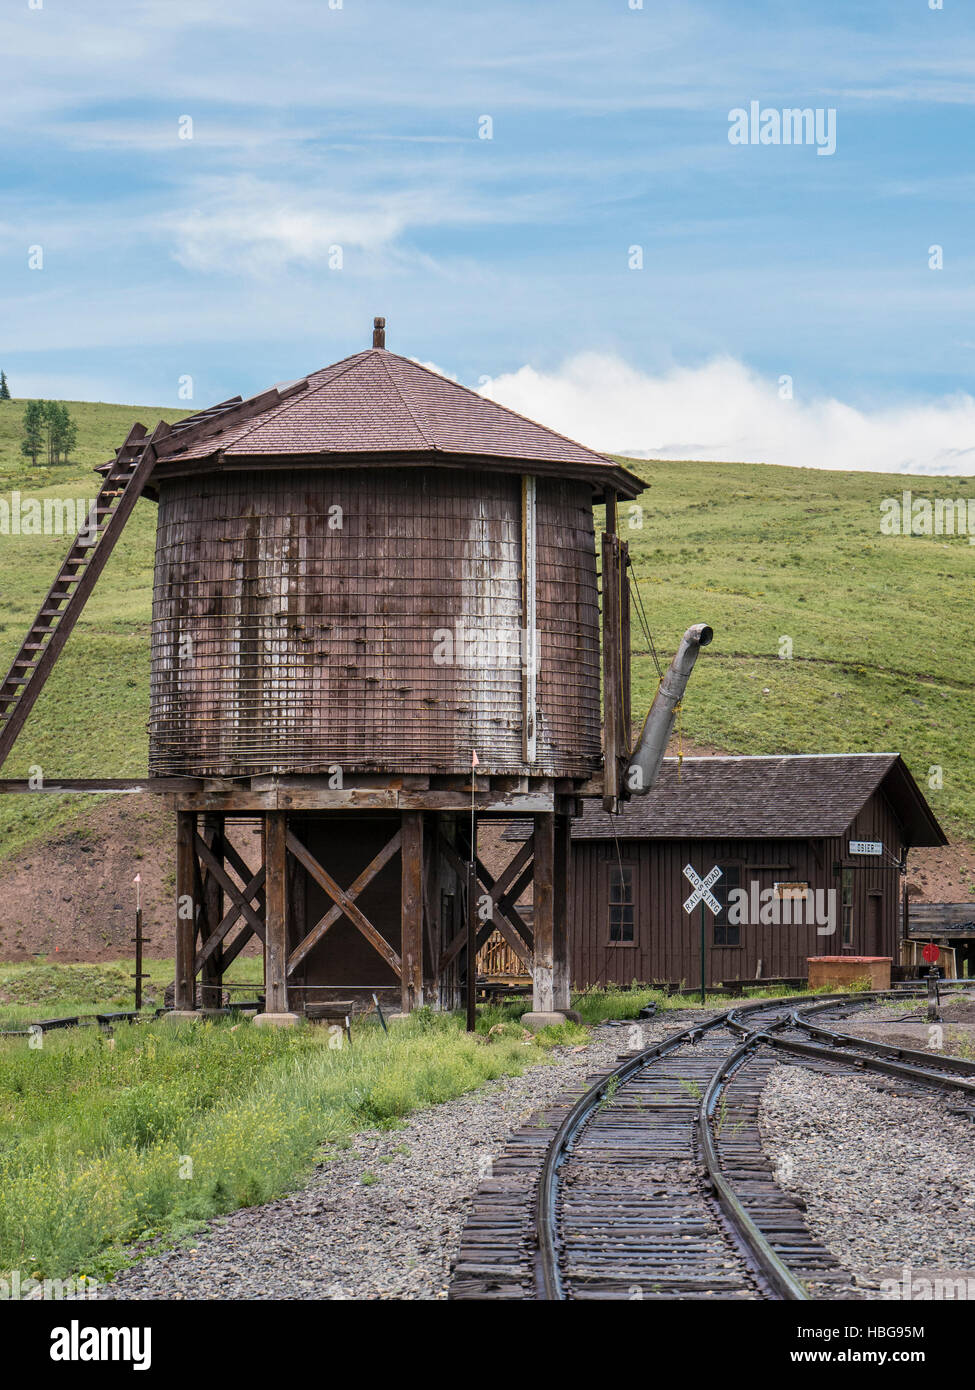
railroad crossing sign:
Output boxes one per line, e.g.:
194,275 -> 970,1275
922,942 -> 940,965
683,863 -> 723,916
684,864 -> 723,1005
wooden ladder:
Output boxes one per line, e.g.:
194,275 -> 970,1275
0,421 -> 164,770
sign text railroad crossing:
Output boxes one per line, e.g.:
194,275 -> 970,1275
683,863 -> 723,916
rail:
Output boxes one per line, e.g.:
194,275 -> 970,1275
535,980 -> 975,1301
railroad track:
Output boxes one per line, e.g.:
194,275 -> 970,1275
451,983 -> 975,1301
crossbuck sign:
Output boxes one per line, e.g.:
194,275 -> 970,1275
683,863 -> 723,916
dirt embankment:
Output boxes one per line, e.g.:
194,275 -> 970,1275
0,797 -> 175,961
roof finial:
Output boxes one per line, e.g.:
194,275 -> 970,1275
372,316 -> 386,349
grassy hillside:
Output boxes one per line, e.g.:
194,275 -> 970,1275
610,461 -> 975,841
0,399 -> 189,856
0,396 -> 971,859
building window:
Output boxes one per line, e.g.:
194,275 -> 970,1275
609,865 -> 635,942
842,868 -> 854,947
712,864 -> 741,946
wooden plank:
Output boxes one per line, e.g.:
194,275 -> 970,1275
438,835 -> 534,968
604,487 -> 618,537
620,538 -> 631,749
286,828 -> 402,974
521,474 -> 537,765
553,813 -> 571,1011
194,868 -> 265,972
200,814 -> 224,1004
401,812 -> 424,1011
194,834 -> 267,942
472,846 -> 535,959
147,449 -> 645,500
286,829 -> 402,976
174,810 -> 197,1010
221,836 -> 267,909
264,811 -> 289,1014
533,812 -> 555,1012
601,530 -> 622,811
172,788 -> 557,813
421,813 -> 440,1002
0,778 -> 200,794
500,862 -> 535,947
218,922 -> 258,973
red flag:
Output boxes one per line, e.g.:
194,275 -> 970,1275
471,749 -> 480,768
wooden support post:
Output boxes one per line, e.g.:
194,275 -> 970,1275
287,822 -> 307,1001
531,811 -> 556,1015
553,813 -> 572,1013
437,815 -> 462,1011
422,813 -> 440,1005
605,487 -> 618,537
401,811 -> 424,1012
260,810 -> 293,1019
201,813 -> 224,1010
602,526 -> 622,812
620,539 -> 631,755
174,810 -> 198,1011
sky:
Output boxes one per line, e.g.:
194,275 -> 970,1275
3,0 -> 975,473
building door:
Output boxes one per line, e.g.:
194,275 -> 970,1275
868,892 -> 883,956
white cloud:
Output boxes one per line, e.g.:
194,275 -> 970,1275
161,174 -> 563,277
168,196 -> 405,275
475,354 -> 975,476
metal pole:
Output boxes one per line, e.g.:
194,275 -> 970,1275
927,965 -> 941,1022
466,861 -> 477,1032
134,907 -> 144,1011
700,900 -> 706,1004
131,873 -> 149,1011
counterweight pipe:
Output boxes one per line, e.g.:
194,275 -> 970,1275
625,623 -> 713,795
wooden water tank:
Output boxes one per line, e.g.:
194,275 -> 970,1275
150,467 -> 600,778
145,337 -> 643,782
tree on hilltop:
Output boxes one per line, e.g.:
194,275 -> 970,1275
44,402 -> 78,465
20,400 -> 44,464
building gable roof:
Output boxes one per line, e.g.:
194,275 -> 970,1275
570,754 -> 946,845
502,754 -> 947,847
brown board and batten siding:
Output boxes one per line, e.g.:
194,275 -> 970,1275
574,834 -> 841,988
150,469 -> 601,780
563,755 -> 947,989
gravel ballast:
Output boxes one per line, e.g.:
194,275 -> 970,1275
95,1014 -> 697,1301
760,1064 -> 975,1295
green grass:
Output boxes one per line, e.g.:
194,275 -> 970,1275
0,957 -> 266,1029
607,458 -> 975,841
0,399 -> 970,862
0,1002 -> 568,1282
0,398 -> 190,861
0,961 -> 888,1281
